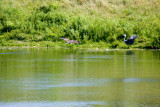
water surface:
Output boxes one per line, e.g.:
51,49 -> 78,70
0,48 -> 160,107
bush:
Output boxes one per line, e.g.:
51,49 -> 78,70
0,0 -> 160,49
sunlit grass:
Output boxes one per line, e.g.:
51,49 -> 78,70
0,0 -> 160,48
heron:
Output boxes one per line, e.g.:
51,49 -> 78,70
60,38 -> 80,44
123,34 -> 137,45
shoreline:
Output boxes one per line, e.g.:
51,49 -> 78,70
0,40 -> 159,51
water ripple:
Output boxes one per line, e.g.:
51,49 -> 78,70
0,52 -> 31,54
0,101 -> 108,107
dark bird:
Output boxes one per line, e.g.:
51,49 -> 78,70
60,38 -> 80,44
123,34 -> 137,45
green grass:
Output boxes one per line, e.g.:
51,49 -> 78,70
0,0 -> 160,49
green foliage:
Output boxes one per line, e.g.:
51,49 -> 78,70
151,36 -> 160,49
0,0 -> 160,48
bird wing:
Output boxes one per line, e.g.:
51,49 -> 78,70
129,35 -> 137,40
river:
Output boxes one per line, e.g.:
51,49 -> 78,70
0,48 -> 160,107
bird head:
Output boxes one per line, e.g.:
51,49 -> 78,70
123,34 -> 126,38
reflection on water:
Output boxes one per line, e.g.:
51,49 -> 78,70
125,51 -> 135,55
0,48 -> 160,106
0,52 -> 31,54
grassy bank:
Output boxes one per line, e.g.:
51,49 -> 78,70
0,0 -> 160,49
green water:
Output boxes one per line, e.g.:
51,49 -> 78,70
0,48 -> 160,107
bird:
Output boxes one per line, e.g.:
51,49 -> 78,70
123,34 -> 137,45
60,38 -> 80,44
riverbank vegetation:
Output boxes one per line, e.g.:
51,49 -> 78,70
0,0 -> 160,49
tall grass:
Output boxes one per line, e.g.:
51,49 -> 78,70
0,0 -> 160,48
